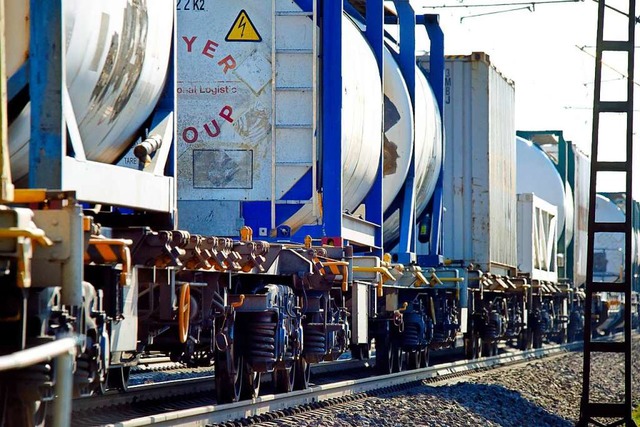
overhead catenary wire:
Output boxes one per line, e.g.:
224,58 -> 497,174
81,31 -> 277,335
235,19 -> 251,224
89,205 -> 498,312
459,5 -> 533,22
421,0 -> 582,9
588,0 -> 640,23
575,44 -> 640,87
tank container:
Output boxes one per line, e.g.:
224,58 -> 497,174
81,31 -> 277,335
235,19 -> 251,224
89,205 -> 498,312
6,0 -> 174,184
383,45 -> 442,247
442,52 -> 516,275
516,136 -> 574,245
571,146 -> 590,286
176,1 -> 441,242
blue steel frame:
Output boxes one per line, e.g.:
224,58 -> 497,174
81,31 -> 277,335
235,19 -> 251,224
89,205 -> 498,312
247,0 -> 444,258
27,0 -> 177,222
362,0 -> 385,256
418,14 -> 445,266
265,0 -> 385,251
320,0 -> 345,240
393,0 -> 418,264
387,2 -> 445,265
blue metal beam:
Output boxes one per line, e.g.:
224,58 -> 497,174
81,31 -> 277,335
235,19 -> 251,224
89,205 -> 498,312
424,14 -> 445,262
29,0 -> 65,189
394,0 -> 417,263
322,0 -> 344,238
362,0 -> 385,254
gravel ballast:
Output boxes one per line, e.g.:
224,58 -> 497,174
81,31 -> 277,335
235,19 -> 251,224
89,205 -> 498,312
262,338 -> 640,427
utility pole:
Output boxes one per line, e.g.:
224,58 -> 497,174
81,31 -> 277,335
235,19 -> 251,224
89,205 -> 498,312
578,0 -> 636,425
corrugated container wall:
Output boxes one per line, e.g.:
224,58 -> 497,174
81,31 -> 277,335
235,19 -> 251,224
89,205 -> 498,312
571,145 -> 590,287
443,53 -> 517,275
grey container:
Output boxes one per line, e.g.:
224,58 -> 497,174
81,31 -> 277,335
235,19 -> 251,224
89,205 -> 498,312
442,52 -> 517,275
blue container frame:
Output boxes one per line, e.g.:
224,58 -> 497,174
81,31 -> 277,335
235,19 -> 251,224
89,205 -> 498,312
386,3 -> 445,265
256,0 -> 445,260
25,0 -> 178,223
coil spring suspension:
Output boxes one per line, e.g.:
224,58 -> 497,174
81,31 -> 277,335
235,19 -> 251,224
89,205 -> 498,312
402,321 -> 421,347
304,327 -> 326,356
244,313 -> 277,364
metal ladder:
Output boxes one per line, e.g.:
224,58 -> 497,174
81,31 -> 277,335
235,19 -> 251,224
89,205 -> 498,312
270,0 -> 318,230
579,0 -> 636,425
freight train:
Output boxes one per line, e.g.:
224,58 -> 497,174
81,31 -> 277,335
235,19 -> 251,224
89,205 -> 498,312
0,0 -> 638,425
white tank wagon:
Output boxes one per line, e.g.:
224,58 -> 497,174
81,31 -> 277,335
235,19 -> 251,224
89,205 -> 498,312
176,6 -> 442,246
6,0 -> 173,184
515,136 -> 574,249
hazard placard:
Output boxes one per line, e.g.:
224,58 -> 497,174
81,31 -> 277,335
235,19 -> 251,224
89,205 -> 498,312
225,10 -> 262,42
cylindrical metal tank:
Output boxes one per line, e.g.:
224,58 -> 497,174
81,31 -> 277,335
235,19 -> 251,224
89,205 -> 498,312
286,19 -> 442,239
283,15 -> 382,231
381,46 -> 413,213
175,5 -> 442,240
516,136 -> 574,244
6,0 -> 173,183
382,46 -> 442,247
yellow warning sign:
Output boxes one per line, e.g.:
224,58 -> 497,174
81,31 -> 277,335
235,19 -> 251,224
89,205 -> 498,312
225,10 -> 262,42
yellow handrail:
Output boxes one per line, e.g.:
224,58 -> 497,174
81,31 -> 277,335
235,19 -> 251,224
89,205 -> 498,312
0,227 -> 53,246
353,265 -> 396,297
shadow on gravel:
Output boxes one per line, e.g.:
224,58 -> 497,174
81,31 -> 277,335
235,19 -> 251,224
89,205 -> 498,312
417,382 -> 572,427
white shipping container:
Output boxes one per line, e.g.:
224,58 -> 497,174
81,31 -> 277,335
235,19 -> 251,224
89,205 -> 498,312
442,53 -> 517,275
517,193 -> 558,282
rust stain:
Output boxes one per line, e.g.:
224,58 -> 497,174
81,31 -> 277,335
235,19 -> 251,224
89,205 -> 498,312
89,0 -> 148,124
233,103 -> 270,143
383,94 -> 401,176
383,136 -> 399,176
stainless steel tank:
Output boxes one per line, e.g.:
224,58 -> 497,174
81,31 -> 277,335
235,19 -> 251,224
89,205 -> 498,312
6,0 -> 173,183
383,44 -> 442,247
516,136 -> 574,244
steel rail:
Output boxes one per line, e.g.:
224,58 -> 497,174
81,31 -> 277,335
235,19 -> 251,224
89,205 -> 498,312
106,342 -> 580,427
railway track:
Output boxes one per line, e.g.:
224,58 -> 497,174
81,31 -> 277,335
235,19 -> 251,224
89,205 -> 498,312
71,342 -> 582,426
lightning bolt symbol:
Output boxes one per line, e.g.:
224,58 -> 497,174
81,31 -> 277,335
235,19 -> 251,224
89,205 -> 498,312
238,16 -> 246,37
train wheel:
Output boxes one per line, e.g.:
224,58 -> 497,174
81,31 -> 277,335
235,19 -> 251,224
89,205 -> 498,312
350,344 -> 369,360
465,332 -> 481,359
481,340 -> 497,357
391,343 -> 404,373
7,398 -> 47,427
558,328 -> 568,344
517,329 -> 530,350
532,330 -> 543,349
97,327 -> 110,395
178,284 -> 191,344
376,337 -> 393,374
215,349 -> 243,403
293,357 -> 310,390
407,350 -> 420,370
420,347 -> 430,368
107,366 -> 130,392
240,362 -> 261,400
273,364 -> 295,393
